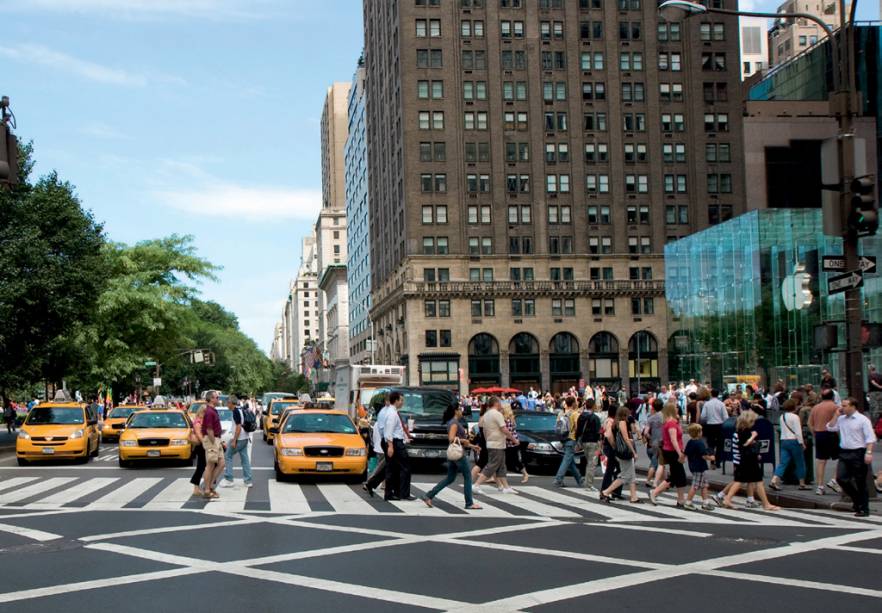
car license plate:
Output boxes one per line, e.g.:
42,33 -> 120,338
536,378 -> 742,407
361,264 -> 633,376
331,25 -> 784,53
316,462 -> 333,472
147,450 -> 161,458
41,447 -> 55,455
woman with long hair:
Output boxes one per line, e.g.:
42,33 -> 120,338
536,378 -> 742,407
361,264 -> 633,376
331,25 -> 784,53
423,404 -> 482,510
502,404 -> 529,483
769,399 -> 809,492
600,406 -> 641,503
599,404 -> 620,496
470,403 -> 490,483
723,410 -> 780,510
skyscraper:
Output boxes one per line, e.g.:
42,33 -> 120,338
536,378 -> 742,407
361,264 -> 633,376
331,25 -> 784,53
364,0 -> 745,394
768,0 -> 840,67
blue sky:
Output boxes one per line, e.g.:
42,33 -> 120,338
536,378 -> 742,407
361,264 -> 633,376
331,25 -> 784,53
1,0 -> 878,352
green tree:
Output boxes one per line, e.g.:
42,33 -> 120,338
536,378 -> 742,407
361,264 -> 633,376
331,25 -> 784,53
0,142 -> 106,397
73,235 -> 217,389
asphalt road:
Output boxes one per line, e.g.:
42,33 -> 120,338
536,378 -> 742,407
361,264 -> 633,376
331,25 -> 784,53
0,436 -> 880,612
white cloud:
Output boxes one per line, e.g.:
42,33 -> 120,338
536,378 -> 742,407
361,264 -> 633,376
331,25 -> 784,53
4,0 -> 278,21
156,184 -> 322,222
78,121 -> 130,140
0,43 -> 148,86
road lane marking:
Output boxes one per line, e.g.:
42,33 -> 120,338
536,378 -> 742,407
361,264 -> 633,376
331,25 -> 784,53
142,478 -> 199,510
0,477 -> 76,505
316,484 -> 377,514
0,522 -> 63,542
0,477 -> 38,493
84,477 -> 163,509
268,480 -> 311,514
30,477 -> 119,508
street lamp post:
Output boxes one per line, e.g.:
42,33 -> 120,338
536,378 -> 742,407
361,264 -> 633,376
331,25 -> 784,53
658,0 -> 866,399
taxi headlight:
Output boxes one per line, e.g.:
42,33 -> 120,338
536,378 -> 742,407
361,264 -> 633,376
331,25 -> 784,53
69,429 -> 84,440
170,439 -> 189,446
345,448 -> 366,456
17,431 -> 30,440
120,440 -> 137,447
280,448 -> 304,456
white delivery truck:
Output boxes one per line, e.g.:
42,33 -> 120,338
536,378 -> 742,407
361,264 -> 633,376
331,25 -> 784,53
335,364 -> 406,418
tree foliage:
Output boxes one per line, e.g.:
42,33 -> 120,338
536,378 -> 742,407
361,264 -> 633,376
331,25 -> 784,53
0,143 -> 106,394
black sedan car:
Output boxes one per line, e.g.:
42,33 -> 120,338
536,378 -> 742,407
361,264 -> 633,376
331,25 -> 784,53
513,410 -> 586,470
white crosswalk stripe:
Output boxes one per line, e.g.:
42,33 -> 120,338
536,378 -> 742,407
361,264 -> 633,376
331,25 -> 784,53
0,475 -> 871,526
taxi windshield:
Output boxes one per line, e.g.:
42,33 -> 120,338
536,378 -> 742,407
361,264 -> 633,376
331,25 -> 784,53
272,401 -> 299,415
216,408 -> 233,421
128,412 -> 188,429
515,413 -> 557,433
109,407 -> 136,419
188,402 -> 205,414
26,407 -> 84,425
283,413 -> 356,434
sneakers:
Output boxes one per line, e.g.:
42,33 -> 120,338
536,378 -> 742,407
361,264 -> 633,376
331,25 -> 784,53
815,485 -> 825,496
827,479 -> 842,493
553,481 -> 565,488
245,482 -> 253,489
683,501 -> 697,511
501,487 -> 517,494
219,480 -> 234,488
745,499 -> 760,509
584,484 -> 597,492
472,485 -> 484,495
649,490 -> 658,506
701,502 -> 716,511
711,493 -> 724,507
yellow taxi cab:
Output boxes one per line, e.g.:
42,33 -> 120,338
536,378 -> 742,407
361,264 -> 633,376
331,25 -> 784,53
100,405 -> 143,442
263,398 -> 302,444
16,402 -> 100,466
273,409 -> 367,482
118,408 -> 194,468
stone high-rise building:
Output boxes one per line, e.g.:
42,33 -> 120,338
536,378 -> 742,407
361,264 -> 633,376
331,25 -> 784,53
364,0 -> 745,394
768,0 -> 840,67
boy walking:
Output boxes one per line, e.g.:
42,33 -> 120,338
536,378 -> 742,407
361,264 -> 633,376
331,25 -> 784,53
684,423 -> 715,511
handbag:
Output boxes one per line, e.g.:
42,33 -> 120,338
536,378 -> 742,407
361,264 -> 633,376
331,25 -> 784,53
614,430 -> 633,461
446,437 -> 464,461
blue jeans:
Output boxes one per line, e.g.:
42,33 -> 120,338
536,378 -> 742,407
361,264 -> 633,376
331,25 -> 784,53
555,440 -> 583,485
425,456 -> 473,507
774,439 -> 806,480
223,438 -> 253,484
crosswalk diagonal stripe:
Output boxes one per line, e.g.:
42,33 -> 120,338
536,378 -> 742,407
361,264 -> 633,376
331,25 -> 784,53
476,488 -> 581,518
518,486 -> 659,522
0,477 -> 77,505
84,477 -> 163,509
0,477 -> 38,494
142,478 -> 200,510
31,478 -> 119,508
412,482 -> 514,517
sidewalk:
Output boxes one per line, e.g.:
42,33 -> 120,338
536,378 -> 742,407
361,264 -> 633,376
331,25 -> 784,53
633,441 -> 881,512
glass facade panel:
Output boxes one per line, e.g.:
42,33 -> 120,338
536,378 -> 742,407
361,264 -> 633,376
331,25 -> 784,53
665,209 -> 882,394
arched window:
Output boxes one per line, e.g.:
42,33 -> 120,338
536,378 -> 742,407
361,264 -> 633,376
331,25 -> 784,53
549,333 -> 580,393
589,332 -> 620,383
509,333 -> 540,389
629,331 -> 659,394
468,333 -> 500,386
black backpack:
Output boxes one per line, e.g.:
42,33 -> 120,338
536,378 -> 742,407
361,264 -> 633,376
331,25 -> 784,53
240,407 -> 257,433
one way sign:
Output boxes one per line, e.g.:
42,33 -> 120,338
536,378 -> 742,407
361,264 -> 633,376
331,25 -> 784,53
822,255 -> 877,274
828,270 -> 864,295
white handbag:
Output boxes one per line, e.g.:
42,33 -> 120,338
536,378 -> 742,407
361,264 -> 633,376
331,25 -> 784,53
446,437 -> 464,461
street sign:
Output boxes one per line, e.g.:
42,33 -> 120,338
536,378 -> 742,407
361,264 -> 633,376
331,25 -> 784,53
828,270 -> 863,295
822,255 -> 876,273
144,360 -> 157,367
153,377 -> 162,387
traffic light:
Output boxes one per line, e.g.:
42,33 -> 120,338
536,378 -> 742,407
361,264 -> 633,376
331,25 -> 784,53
848,174 -> 878,237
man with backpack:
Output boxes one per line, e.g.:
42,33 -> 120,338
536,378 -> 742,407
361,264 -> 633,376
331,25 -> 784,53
553,396 -> 584,488
575,398 -> 602,490
219,395 -> 254,489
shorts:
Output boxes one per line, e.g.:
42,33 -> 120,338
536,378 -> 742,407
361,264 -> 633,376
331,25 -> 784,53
814,431 -> 839,460
482,448 -> 506,479
647,444 -> 660,469
691,471 -> 708,490
618,458 -> 636,485
204,438 -> 224,464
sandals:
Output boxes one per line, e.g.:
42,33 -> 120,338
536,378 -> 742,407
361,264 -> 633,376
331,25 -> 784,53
629,498 -> 643,504
465,504 -> 483,510
768,481 -> 781,491
206,490 -> 220,500
422,497 -> 433,508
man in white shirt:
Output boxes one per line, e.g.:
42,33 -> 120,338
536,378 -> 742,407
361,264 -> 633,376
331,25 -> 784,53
700,389 -> 728,468
220,395 -> 253,488
382,391 -> 414,501
363,409 -> 387,498
827,397 -> 877,517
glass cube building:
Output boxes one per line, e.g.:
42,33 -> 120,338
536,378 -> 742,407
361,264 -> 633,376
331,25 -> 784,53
665,209 -> 882,394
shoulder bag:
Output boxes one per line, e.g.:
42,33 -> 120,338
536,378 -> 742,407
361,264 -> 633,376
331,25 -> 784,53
446,437 -> 464,461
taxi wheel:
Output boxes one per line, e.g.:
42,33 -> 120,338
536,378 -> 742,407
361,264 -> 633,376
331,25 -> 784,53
17,458 -> 28,467
274,459 -> 286,482
118,458 -> 132,468
91,442 -> 100,458
262,432 -> 267,443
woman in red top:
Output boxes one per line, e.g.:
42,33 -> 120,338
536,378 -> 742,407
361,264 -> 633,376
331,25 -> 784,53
650,402 -> 688,507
